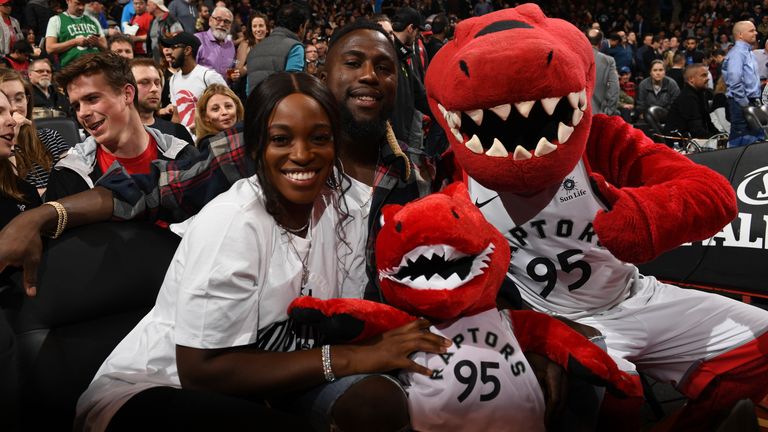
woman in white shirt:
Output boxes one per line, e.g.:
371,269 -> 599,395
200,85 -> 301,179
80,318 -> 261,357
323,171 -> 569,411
76,72 -> 449,431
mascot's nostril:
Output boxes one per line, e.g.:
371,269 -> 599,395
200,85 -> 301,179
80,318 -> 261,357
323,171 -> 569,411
459,60 -> 470,77
547,50 -> 553,66
452,209 -> 460,219
395,221 -> 402,233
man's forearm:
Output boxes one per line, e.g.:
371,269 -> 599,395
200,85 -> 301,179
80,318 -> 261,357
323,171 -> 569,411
35,187 -> 114,233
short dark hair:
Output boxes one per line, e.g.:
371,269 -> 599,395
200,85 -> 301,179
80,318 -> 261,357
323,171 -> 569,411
684,62 -> 707,80
130,57 -> 159,70
586,29 -> 603,46
108,33 -> 133,49
672,52 -> 685,65
275,2 -> 309,33
244,72 -> 343,218
329,20 -> 394,55
57,52 -> 138,106
431,13 -> 449,35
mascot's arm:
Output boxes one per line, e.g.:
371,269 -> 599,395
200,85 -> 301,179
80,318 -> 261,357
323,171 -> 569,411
289,297 -> 416,344
508,310 -> 642,398
585,114 -> 737,263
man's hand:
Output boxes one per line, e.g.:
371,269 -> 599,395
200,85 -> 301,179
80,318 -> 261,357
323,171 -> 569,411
0,207 -> 51,297
525,351 -> 567,429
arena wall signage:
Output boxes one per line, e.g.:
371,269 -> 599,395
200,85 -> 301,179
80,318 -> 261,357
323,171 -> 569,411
638,142 -> 768,294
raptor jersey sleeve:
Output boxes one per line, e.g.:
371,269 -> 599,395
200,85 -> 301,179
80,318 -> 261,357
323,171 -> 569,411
468,161 -> 637,319
401,309 -> 545,432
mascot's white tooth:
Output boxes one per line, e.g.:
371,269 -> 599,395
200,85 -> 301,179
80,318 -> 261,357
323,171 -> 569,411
513,145 -> 532,160
451,128 -> 463,143
446,273 -> 463,287
466,109 -> 483,125
490,104 -> 511,121
451,111 -> 462,128
465,134 -> 484,154
578,89 -> 587,110
572,108 -> 584,126
438,104 -> 447,116
557,122 -> 574,143
445,112 -> 457,129
485,138 -> 509,157
534,137 -> 558,157
567,91 -> 580,109
514,101 -> 535,118
541,97 -> 561,115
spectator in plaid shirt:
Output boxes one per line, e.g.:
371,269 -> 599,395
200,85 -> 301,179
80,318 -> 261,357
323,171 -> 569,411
0,20 -> 436,299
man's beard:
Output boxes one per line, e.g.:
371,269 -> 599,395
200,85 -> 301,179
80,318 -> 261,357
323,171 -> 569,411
340,102 -> 388,143
37,78 -> 51,88
139,99 -> 160,115
171,50 -> 185,69
212,29 -> 228,41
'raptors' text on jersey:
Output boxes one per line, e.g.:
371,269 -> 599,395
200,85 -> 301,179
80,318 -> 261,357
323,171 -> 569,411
469,161 -> 637,318
402,310 -> 545,431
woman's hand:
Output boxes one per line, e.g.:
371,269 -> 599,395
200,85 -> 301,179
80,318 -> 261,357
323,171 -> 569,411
11,112 -> 30,144
338,319 -> 451,377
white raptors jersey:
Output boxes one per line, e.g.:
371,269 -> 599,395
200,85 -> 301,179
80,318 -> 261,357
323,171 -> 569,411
402,309 -> 545,432
468,161 -> 637,318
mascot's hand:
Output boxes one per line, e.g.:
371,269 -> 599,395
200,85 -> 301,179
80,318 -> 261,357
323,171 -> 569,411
288,297 -> 416,345
509,310 -> 642,398
589,172 -> 658,263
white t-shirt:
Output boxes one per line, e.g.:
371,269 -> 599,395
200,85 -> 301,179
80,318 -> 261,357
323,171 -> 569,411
75,176 -> 368,431
403,309 -> 545,431
168,64 -> 226,135
468,160 -> 636,319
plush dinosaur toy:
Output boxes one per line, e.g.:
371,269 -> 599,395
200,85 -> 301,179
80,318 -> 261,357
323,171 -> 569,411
425,4 -> 768,430
290,183 -> 640,431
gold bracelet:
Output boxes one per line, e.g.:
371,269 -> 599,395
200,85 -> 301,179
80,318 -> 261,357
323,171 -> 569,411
43,201 -> 68,239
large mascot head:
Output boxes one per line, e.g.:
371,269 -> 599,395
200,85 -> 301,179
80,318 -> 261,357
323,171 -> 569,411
376,183 -> 510,321
427,4 -> 595,192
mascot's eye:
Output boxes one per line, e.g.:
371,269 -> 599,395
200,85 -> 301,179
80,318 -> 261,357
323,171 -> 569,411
395,221 -> 402,233
451,209 -> 460,219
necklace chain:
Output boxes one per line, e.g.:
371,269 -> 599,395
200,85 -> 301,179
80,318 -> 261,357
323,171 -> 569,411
283,227 -> 312,295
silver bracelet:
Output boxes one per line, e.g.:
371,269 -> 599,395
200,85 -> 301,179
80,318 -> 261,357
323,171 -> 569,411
321,344 -> 336,382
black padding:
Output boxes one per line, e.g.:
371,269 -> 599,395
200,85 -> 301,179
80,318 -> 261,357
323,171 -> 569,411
639,142 -> 768,294
7,222 -> 179,431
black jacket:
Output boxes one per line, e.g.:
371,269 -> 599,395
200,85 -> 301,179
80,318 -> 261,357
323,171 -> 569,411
665,83 -> 717,138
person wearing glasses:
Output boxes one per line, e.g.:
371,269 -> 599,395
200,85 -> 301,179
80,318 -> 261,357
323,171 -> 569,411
28,58 -> 70,117
194,6 -> 236,79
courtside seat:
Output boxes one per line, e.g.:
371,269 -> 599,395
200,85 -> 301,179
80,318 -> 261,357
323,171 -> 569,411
5,222 -> 179,431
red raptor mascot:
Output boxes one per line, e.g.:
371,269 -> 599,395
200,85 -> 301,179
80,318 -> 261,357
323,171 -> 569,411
426,4 -> 768,429
290,183 -> 640,431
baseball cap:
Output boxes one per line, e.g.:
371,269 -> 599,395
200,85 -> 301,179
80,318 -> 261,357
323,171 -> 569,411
148,0 -> 168,13
160,32 -> 201,56
619,66 -> 631,75
392,7 -> 427,32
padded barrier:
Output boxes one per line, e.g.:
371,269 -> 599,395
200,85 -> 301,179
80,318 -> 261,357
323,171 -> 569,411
6,222 -> 180,431
638,142 -> 768,295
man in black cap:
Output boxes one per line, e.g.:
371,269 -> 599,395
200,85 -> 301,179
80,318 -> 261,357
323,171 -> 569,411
390,7 -> 430,150
0,39 -> 33,73
160,31 -> 226,136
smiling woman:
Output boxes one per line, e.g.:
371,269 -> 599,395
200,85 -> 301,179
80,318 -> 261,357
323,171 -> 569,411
75,72 -> 449,432
193,83 -> 243,146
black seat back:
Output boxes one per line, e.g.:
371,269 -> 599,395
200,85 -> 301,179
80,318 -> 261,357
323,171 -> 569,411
35,117 -> 81,148
645,106 -> 669,135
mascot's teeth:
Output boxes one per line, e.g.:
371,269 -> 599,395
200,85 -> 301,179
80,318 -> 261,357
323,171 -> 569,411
466,109 -> 483,125
381,243 -> 495,290
534,137 -> 558,157
465,134 -> 483,154
490,104 -> 511,121
514,101 -> 535,118
572,109 -> 584,126
437,104 -> 447,116
558,122 -> 574,143
449,111 -> 462,129
567,91 -> 580,110
578,89 -> 587,111
486,138 -> 508,157
451,128 -> 463,142
541,97 -> 561,115
513,145 -> 532,160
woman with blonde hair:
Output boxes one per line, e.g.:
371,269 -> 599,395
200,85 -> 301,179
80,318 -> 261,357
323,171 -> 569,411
0,68 -> 69,196
194,83 -> 244,147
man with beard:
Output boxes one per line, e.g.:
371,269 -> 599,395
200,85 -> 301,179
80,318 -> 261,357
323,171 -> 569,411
161,31 -> 226,136
130,58 -> 194,146
28,58 -> 70,115
195,6 -> 236,78
0,20 -> 434,300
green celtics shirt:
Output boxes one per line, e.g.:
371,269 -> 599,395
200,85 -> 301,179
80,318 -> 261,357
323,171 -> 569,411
46,13 -> 103,67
